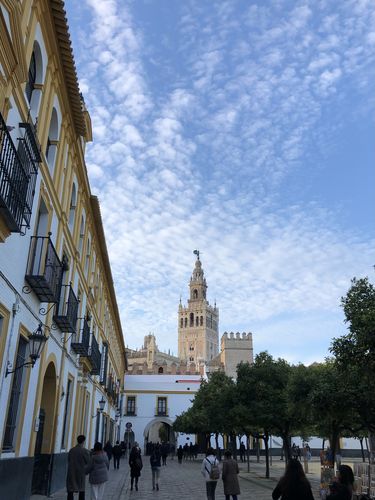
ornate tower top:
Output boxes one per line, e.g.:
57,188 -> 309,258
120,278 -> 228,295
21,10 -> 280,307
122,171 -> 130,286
189,251 -> 207,301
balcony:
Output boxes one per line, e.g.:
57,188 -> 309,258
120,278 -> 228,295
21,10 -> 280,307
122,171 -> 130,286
71,317 -> 90,356
0,113 -> 39,233
24,234 -> 62,303
125,408 -> 137,416
88,334 -> 101,375
53,284 -> 79,333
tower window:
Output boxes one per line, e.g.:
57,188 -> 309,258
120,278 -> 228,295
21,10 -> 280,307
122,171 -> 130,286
193,289 -> 198,299
184,318 -> 187,327
189,357 -> 194,362
200,316 -> 203,326
180,318 -> 183,328
190,313 -> 194,327
196,316 -> 199,326
158,367 -> 164,374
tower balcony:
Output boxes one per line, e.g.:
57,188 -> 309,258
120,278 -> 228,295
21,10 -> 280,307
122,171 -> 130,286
53,284 -> 79,333
24,234 -> 62,303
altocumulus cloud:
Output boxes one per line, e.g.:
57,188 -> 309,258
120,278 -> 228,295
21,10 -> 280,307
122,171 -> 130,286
64,0 -> 375,362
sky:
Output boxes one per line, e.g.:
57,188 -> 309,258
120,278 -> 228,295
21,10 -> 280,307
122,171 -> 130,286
64,0 -> 375,365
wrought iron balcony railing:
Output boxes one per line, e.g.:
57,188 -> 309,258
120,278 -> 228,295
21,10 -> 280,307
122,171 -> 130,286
155,410 -> 168,417
24,234 -> 62,303
0,112 -> 39,233
53,284 -> 79,333
70,317 -> 90,356
88,334 -> 101,375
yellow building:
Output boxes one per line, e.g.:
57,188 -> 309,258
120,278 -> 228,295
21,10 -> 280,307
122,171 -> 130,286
0,1 -> 126,497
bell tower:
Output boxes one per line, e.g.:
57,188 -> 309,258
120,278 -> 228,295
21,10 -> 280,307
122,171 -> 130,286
178,251 -> 219,364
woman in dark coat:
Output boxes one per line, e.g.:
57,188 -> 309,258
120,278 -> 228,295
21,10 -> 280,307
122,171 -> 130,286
104,441 -> 113,462
222,450 -> 240,500
272,459 -> 314,500
177,445 -> 184,464
327,465 -> 354,500
129,443 -> 143,491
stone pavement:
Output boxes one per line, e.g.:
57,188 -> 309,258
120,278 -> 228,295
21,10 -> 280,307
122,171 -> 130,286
33,455 -> 361,499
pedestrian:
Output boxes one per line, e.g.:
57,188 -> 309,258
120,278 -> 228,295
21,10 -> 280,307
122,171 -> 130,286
150,443 -> 161,491
327,464 -> 354,500
239,442 -> 246,463
201,447 -> 220,500
222,450 -> 240,500
66,435 -> 90,500
177,445 -> 184,464
272,458 -> 314,500
85,442 -> 109,500
161,442 -> 169,465
112,441 -> 122,470
129,442 -> 143,491
103,441 -> 113,463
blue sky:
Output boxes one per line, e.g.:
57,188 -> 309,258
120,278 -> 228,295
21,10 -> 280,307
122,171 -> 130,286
64,0 -> 375,364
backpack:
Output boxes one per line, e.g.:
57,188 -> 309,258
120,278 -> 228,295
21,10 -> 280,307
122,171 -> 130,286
206,458 -> 220,480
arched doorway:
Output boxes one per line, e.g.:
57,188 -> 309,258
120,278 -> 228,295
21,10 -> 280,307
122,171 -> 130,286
143,417 -> 176,455
31,362 -> 57,495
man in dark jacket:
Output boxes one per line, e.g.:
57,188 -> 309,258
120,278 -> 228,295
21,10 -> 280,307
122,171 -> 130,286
112,441 -> 122,469
66,435 -> 90,500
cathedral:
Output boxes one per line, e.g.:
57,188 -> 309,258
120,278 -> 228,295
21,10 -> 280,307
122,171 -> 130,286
126,253 -> 253,378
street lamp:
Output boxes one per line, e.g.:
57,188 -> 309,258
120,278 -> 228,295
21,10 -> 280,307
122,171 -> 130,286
5,323 -> 48,377
92,396 -> 106,418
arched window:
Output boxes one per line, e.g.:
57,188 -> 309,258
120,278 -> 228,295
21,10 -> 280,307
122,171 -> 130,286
158,367 -> 164,374
195,316 -> 199,326
78,215 -> 85,256
200,316 -> 203,326
85,238 -> 91,274
189,313 -> 194,327
180,318 -> 183,328
193,289 -> 198,299
26,42 -> 44,121
184,318 -> 187,327
46,107 -> 59,173
69,183 -> 77,231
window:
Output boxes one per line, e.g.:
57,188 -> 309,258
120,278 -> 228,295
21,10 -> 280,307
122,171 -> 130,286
78,215 -> 85,256
180,318 -> 183,328
189,313 -> 194,327
69,183 -> 77,230
26,52 -> 36,103
184,318 -> 187,327
100,342 -> 108,385
3,336 -> 28,451
157,397 -> 167,416
46,107 -> 59,173
126,396 -> 136,415
193,289 -> 198,299
195,316 -> 199,326
189,345 -> 194,351
61,378 -> 73,449
158,367 -> 164,374
189,356 -> 194,362
200,316 -> 203,326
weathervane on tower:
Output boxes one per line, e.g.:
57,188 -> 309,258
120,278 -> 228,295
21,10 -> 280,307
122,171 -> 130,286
193,249 -> 200,260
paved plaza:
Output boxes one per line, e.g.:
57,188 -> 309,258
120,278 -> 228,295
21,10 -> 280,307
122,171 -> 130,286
32,455 -> 331,500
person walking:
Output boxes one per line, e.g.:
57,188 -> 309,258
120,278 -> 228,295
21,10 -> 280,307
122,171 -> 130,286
66,435 -> 90,500
177,445 -> 184,464
85,442 -> 109,500
112,441 -> 122,470
272,458 -> 314,500
201,447 -> 220,500
129,442 -> 143,491
161,442 -> 169,466
150,443 -> 161,491
327,465 -> 354,500
222,450 -> 240,500
103,441 -> 113,463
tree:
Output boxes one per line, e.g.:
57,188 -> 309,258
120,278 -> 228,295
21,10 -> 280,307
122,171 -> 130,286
330,277 -> 375,461
237,353 -> 313,476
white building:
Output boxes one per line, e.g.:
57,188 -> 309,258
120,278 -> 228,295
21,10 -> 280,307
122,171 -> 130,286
123,374 -> 200,453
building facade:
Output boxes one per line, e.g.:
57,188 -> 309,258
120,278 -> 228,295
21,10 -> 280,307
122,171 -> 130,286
0,1 -> 126,498
178,254 -> 219,365
123,374 -> 200,454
